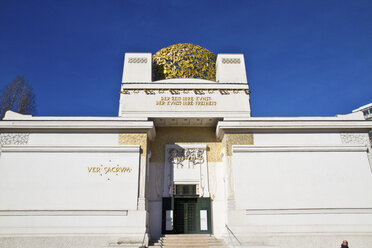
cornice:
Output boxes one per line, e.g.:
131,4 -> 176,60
232,145 -> 368,153
120,88 -> 250,95
121,82 -> 249,90
0,120 -> 156,140
0,145 -> 140,153
216,120 -> 372,139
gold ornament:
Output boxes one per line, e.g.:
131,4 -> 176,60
152,43 -> 216,81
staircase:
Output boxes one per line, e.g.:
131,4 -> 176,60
148,234 -> 228,248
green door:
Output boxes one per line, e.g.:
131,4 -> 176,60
162,191 -> 211,234
174,198 -> 198,233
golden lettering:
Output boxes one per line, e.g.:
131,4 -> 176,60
88,166 -> 131,174
156,96 -> 216,107
88,167 -> 101,173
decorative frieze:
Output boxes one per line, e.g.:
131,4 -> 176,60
168,148 -> 205,168
222,58 -> 241,64
120,88 -> 250,95
0,133 -> 29,145
340,133 -> 370,146
128,57 -> 148,63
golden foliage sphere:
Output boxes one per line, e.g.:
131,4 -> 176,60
152,43 -> 216,81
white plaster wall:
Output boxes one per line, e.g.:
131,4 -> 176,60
147,162 -> 164,201
0,146 -> 148,242
216,54 -> 247,83
28,133 -> 119,146
208,162 -> 226,237
147,162 -> 164,239
122,53 -> 152,83
225,146 -> 372,247
254,133 -> 342,146
148,200 -> 162,239
232,149 -> 372,209
0,147 -> 140,210
0,210 -> 146,235
226,208 -> 372,248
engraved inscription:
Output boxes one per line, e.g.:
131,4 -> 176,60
156,96 -> 217,106
88,166 -> 132,174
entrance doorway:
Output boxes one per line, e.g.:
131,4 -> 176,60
162,195 -> 211,234
174,198 -> 197,233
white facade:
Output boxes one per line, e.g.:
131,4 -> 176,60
0,47 -> 372,248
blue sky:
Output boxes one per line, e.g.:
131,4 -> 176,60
0,0 -> 371,117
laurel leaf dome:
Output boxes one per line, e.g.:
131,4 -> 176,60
152,43 -> 216,81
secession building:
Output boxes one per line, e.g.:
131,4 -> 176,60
1,44 -> 372,248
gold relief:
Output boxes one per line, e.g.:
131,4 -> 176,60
193,89 -> 204,95
149,127 -> 222,163
152,43 -> 216,81
223,133 -> 254,156
118,133 -> 147,156
207,143 -> 223,162
120,88 -> 250,95
169,89 -> 180,95
144,89 -> 155,95
219,89 -> 229,95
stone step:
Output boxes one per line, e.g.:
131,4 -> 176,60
161,237 -> 216,240
152,241 -> 225,246
163,236 -> 210,239
233,246 -> 278,248
149,234 -> 227,248
149,244 -> 225,248
162,237 -> 210,240
165,234 -> 210,237
161,241 -> 224,244
159,238 -> 216,241
158,239 -> 223,241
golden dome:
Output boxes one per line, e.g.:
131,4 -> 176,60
152,43 -> 216,81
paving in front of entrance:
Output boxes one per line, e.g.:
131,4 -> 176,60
148,234 -> 227,248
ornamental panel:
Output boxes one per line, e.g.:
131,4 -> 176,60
0,133 -> 29,145
118,133 -> 147,156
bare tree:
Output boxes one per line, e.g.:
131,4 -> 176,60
0,75 -> 36,119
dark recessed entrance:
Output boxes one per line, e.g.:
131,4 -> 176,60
162,185 -> 211,234
174,198 -> 197,233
